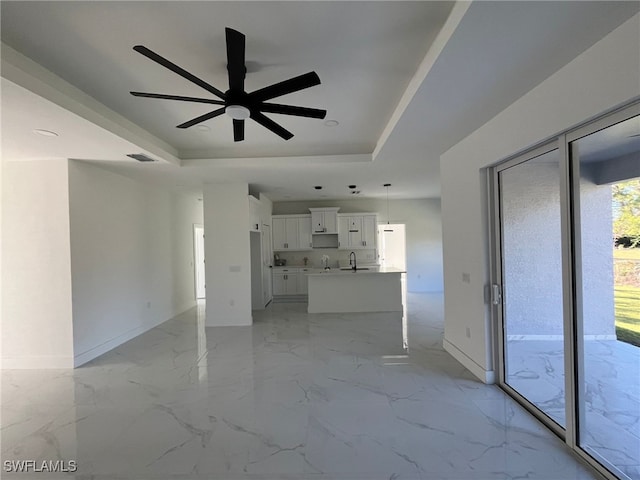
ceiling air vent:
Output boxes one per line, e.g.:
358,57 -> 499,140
126,153 -> 156,162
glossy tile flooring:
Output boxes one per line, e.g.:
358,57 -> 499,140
507,338 -> 640,479
1,294 -> 603,480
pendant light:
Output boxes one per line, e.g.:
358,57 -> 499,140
384,183 -> 391,224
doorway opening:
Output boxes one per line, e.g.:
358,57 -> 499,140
378,224 -> 408,348
193,224 -> 205,300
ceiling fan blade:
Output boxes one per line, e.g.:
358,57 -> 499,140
226,28 -> 246,92
248,72 -> 321,102
130,91 -> 225,105
176,107 -> 226,129
250,111 -> 293,140
233,119 -> 245,142
133,45 -> 226,100
259,103 -> 326,119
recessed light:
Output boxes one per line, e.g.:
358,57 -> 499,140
314,186 -> 323,190
324,120 -> 339,127
196,125 -> 210,132
348,184 -> 357,189
33,129 -> 58,137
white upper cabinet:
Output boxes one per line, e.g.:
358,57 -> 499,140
309,208 -> 339,234
362,215 -> 376,248
338,214 -> 377,249
272,215 -> 313,251
298,216 -> 312,250
337,216 -> 350,249
272,217 -> 287,250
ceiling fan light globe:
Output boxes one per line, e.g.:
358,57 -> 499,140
226,105 -> 250,120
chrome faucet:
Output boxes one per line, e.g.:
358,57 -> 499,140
349,251 -> 357,271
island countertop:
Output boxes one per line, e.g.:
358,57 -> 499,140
306,267 -> 404,313
305,267 -> 405,276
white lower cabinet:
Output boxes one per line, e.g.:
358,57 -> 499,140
272,269 -> 299,295
297,268 -> 310,294
273,267 -> 313,295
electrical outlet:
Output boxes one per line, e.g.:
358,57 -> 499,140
146,301 -> 151,308
465,327 -> 471,338
462,273 -> 471,283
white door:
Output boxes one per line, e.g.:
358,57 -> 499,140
193,224 -> 206,299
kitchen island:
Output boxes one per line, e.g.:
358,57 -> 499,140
306,267 -> 405,313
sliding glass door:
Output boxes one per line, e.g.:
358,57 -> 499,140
570,114 -> 640,479
496,146 -> 566,430
493,103 -> 640,480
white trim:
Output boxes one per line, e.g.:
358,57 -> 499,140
2,355 -> 74,369
73,302 -> 196,367
443,338 -> 496,384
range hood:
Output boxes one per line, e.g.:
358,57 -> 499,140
311,233 -> 338,249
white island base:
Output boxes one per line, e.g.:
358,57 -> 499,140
307,268 -> 403,313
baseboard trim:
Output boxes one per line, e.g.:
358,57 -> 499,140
443,338 -> 495,384
2,355 -> 74,369
74,302 -> 197,367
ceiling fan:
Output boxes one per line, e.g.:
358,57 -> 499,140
130,27 -> 327,142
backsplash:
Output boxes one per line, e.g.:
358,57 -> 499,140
275,249 -> 377,268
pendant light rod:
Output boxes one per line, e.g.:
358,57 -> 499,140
384,183 -> 391,224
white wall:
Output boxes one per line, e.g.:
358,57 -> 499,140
272,198 -> 443,292
2,159 -> 74,368
203,183 -> 252,326
68,161 -> 202,366
440,14 -> 640,383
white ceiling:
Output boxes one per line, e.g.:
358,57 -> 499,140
2,1 -> 638,202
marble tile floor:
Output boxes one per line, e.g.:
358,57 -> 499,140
506,338 -> 640,479
1,293 -> 605,480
